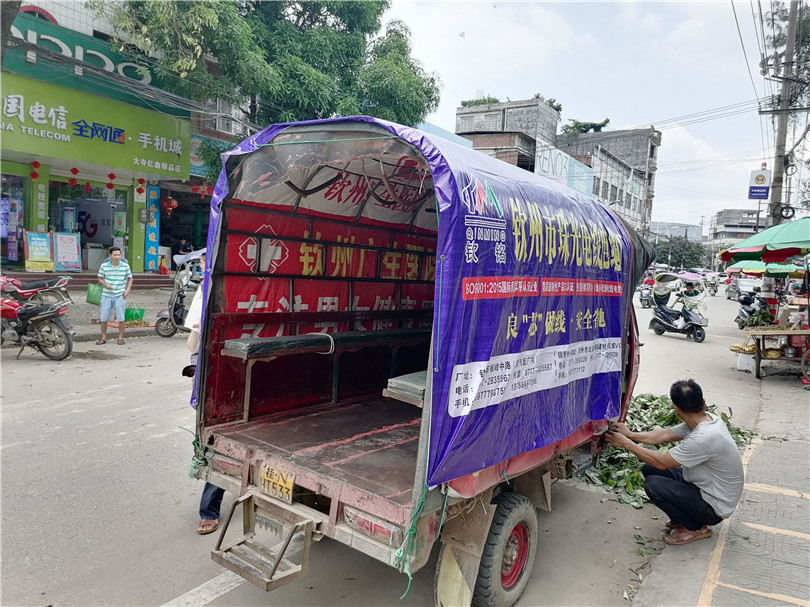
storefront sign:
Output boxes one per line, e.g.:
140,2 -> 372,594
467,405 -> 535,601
3,13 -> 185,117
1,73 -> 190,178
23,230 -> 54,272
53,232 -> 81,271
144,182 -> 160,271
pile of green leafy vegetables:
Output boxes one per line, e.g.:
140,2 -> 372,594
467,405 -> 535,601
581,393 -> 757,508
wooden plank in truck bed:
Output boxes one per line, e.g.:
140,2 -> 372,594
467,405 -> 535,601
212,398 -> 421,507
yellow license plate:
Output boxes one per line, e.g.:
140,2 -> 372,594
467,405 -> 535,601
259,464 -> 295,503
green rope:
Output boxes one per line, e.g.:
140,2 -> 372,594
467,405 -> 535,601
258,135 -> 398,147
393,487 -> 428,599
180,426 -> 213,480
434,255 -> 444,372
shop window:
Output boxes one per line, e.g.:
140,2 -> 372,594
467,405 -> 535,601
1,174 -> 26,261
48,180 -> 127,245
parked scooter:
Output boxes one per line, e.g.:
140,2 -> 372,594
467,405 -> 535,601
1,298 -> 74,360
0,274 -> 73,305
155,249 -> 205,338
735,292 -> 769,329
649,295 -> 708,342
639,285 -> 654,308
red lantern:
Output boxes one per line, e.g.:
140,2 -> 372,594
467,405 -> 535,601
136,187 -> 145,195
137,178 -> 146,185
85,182 -> 91,193
68,178 -> 78,186
70,167 -> 79,175
29,171 -> 39,180
161,196 -> 179,216
105,183 -> 115,190
107,173 -> 116,181
31,161 -> 41,169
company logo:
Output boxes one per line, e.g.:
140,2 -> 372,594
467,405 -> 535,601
460,174 -> 503,218
238,225 -> 289,276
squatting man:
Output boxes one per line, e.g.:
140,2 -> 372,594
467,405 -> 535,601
605,379 -> 744,545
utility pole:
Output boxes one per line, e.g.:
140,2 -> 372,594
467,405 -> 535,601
768,0 -> 800,226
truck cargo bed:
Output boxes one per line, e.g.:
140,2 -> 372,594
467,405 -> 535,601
211,397 -> 422,510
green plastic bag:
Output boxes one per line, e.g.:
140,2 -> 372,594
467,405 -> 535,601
124,305 -> 144,321
86,283 -> 103,306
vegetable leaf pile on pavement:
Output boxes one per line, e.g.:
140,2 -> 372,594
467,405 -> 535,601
582,393 -> 758,508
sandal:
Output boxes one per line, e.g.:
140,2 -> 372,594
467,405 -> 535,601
197,519 -> 218,535
95,340 -> 106,345
664,526 -> 712,545
117,339 -> 126,345
665,520 -> 684,530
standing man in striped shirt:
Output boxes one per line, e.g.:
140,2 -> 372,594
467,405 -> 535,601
97,247 -> 133,345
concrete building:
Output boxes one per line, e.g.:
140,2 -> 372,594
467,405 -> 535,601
557,128 -> 661,232
707,209 -> 768,268
455,98 -> 660,232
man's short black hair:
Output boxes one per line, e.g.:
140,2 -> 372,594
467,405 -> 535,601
109,246 -> 121,254
685,282 -> 694,287
670,379 -> 704,413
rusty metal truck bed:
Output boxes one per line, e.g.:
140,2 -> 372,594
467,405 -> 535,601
211,397 -> 422,509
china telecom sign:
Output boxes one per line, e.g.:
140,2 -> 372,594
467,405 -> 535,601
748,168 -> 772,200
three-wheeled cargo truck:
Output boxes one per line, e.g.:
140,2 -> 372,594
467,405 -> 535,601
190,117 -> 654,606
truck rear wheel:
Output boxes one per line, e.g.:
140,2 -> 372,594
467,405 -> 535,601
473,493 -> 538,607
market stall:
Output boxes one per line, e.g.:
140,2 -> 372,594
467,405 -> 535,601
720,218 -> 809,381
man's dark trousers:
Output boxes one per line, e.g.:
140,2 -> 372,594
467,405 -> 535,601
642,464 -> 723,531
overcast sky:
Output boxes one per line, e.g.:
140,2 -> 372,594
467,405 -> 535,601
385,1 -> 807,232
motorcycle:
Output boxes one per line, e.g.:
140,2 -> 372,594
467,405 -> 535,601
1,298 -> 74,360
639,285 -> 654,308
735,293 -> 769,329
708,282 -> 718,296
649,295 -> 708,343
1,274 -> 73,305
155,249 -> 205,338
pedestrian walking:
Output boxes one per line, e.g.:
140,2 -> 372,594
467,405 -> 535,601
96,247 -> 133,345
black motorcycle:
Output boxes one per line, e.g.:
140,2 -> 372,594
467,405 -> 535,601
1,299 -> 74,360
649,296 -> 708,343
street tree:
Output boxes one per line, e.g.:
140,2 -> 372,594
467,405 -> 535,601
654,237 -> 707,270
88,1 -> 440,127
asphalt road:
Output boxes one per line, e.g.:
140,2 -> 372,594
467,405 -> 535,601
1,289 -> 784,606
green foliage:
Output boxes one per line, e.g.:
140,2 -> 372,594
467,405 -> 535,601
654,237 -> 707,269
460,96 -> 501,107
561,118 -> 610,137
196,138 -> 240,185
747,309 -> 775,327
583,393 -> 759,507
532,92 -> 562,112
89,1 -> 440,126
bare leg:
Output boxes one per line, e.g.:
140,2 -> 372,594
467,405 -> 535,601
118,324 -> 126,342
100,322 -> 108,342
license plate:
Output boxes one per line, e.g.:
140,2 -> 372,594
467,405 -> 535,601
259,463 -> 294,503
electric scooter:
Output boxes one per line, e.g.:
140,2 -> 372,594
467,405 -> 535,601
649,295 -> 708,343
155,249 -> 205,338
